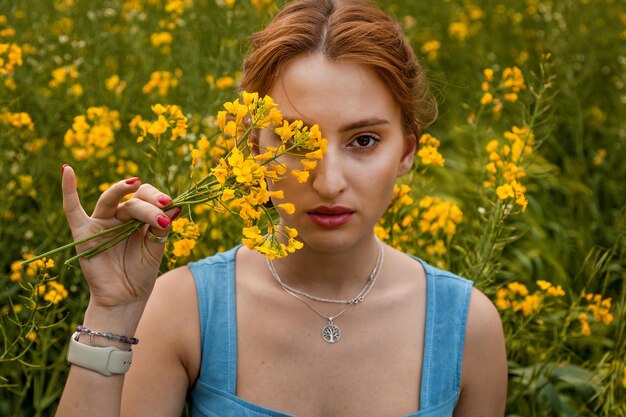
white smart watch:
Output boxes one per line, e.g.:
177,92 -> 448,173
67,332 -> 133,376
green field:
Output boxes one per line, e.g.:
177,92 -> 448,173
1,0 -> 624,415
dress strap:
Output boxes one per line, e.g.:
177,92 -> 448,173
188,246 -> 240,394
418,260 -> 473,409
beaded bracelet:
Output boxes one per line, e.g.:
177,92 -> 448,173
75,325 -> 139,345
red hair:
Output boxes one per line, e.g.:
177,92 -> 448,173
240,0 -> 437,136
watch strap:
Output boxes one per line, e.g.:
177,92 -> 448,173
67,332 -> 133,376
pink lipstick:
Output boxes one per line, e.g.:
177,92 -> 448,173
307,205 -> 355,228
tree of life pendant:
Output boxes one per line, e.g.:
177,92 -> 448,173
322,321 -> 341,343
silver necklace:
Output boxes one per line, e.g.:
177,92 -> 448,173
266,238 -> 384,343
267,237 -> 383,304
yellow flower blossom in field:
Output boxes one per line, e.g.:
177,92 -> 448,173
215,75 -> 235,90
448,21 -> 469,41
496,279 -> 568,317
480,92 -> 493,105
374,224 -> 390,241
42,281 -> 68,304
64,106 -> 120,160
69,83 -> 84,97
105,74 -> 126,95
467,5 -> 484,20
149,115 -> 169,136
129,115 -> 151,142
578,313 -> 591,336
480,66 -> 526,111
507,281 -> 528,296
418,196 -> 463,235
547,286 -> 565,297
514,293 -> 541,316
10,260 -> 22,281
496,183 -> 514,199
593,148 -> 607,166
49,64 -> 79,88
502,66 -> 526,93
172,238 -> 196,257
484,126 -> 533,211
250,0 -> 273,9
0,111 -> 34,131
420,40 -> 440,61
0,42 -> 22,76
426,239 -> 446,256
142,70 -> 180,96
136,104 -> 188,142
582,291 -> 613,326
26,330 -> 37,342
536,279 -> 565,296
417,133 -> 445,167
151,31 -> 173,47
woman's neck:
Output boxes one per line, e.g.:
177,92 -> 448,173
268,234 -> 382,300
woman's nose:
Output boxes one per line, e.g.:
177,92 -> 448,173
310,146 -> 347,199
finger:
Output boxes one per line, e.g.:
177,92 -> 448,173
62,164 -> 89,231
115,199 -> 181,231
132,183 -> 174,208
143,207 -> 182,247
91,177 -> 142,219
145,225 -> 169,246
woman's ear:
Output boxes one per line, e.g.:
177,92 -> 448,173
397,133 -> 417,176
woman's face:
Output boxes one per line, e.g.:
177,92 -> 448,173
258,53 -> 415,252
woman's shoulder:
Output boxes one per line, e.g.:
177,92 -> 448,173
187,245 -> 241,269
401,251 -> 473,290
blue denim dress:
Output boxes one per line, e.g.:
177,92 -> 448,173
188,246 -> 473,417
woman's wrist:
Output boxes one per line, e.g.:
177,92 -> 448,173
81,301 -> 146,348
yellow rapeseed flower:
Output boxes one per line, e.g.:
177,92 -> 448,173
481,92 -> 493,105
172,238 -> 196,257
420,40 -> 441,61
291,169 -> 309,183
148,115 -> 169,136
496,183 -> 514,200
578,313 -> 591,336
448,21 -> 469,41
43,281 -> 69,304
215,76 -> 235,90
514,293 -> 542,316
277,203 -> 295,214
417,133 -> 445,167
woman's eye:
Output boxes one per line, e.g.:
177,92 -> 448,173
350,134 -> 380,149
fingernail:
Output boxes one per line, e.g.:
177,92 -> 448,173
125,177 -> 141,185
157,215 -> 171,228
62,164 -> 69,175
171,207 -> 182,221
158,195 -> 172,205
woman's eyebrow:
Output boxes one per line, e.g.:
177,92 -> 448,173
339,118 -> 390,133
280,115 -> 390,132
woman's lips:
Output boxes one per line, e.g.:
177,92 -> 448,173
307,206 -> 355,227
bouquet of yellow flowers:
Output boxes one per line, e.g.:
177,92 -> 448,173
24,91 -> 327,267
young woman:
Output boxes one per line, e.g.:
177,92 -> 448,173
56,0 -> 507,416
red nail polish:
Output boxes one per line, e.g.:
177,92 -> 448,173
171,207 -> 182,221
157,215 -> 171,228
125,177 -> 141,185
158,195 -> 172,205
62,164 -> 69,175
